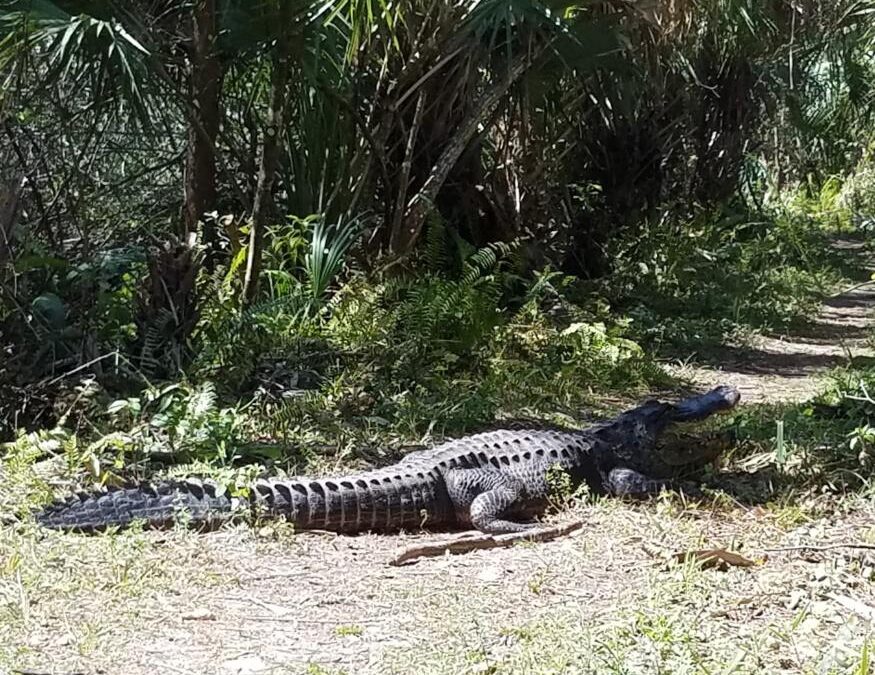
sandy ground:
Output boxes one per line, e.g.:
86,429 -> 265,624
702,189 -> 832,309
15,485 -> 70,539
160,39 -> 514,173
5,497 -> 875,674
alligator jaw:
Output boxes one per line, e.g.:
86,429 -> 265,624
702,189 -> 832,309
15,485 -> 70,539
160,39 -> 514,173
656,429 -> 736,467
658,385 -> 741,467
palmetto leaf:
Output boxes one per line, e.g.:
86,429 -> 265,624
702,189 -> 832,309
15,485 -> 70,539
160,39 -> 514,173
303,215 -> 362,311
0,0 -> 157,126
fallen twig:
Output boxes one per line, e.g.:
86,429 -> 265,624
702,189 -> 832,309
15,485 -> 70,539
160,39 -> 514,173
388,520 -> 585,566
827,278 -> 875,299
670,548 -> 764,570
764,543 -> 875,553
825,592 -> 875,622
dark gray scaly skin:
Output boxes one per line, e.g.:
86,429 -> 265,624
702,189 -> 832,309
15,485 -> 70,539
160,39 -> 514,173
37,385 -> 741,534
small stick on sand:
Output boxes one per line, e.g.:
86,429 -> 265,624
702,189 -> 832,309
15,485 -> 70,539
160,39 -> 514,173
388,520 -> 585,566
765,543 -> 875,553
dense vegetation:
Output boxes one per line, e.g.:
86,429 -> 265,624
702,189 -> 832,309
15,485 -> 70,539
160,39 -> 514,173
1,0 -> 875,501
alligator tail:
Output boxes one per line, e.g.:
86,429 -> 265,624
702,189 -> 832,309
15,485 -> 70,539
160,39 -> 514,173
37,472 -> 449,534
36,479 -> 236,532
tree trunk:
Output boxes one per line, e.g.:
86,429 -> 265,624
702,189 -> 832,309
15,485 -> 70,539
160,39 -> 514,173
183,0 -> 221,266
388,90 -> 426,249
0,174 -> 22,267
242,47 -> 291,305
391,48 -> 542,255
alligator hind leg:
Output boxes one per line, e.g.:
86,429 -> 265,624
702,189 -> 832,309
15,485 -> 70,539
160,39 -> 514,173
443,468 -> 537,534
607,467 -> 701,498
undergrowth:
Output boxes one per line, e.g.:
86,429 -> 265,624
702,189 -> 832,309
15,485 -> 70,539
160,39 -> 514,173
710,365 -> 875,502
608,197 -> 857,351
1,233 -> 668,499
192,234 -> 667,455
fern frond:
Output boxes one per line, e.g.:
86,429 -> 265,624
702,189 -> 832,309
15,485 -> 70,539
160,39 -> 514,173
460,240 -> 521,284
186,382 -> 217,421
424,214 -> 451,272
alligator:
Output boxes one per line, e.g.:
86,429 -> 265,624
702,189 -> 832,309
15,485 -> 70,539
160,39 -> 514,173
37,385 -> 740,534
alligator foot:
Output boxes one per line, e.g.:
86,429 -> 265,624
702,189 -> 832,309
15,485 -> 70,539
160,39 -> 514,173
445,468 -> 537,534
607,467 -> 702,498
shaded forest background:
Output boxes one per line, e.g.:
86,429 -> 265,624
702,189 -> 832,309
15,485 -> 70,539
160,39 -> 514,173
1,0 -> 875,482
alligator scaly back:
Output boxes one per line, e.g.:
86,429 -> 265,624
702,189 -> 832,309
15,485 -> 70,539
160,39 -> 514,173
36,385 -> 741,535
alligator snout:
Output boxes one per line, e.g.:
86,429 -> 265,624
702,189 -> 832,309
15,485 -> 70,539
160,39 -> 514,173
710,385 -> 742,410
672,384 -> 741,423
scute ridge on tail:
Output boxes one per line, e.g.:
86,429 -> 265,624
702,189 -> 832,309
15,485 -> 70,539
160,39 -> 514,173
36,478 -> 235,532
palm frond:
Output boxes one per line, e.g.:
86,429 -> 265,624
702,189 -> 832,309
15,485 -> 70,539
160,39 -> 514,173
304,215 -> 361,310
0,1 -> 158,126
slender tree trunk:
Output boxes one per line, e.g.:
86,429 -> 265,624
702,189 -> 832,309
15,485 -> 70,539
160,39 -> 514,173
242,47 -> 291,305
391,48 -> 542,255
0,174 -> 22,266
388,90 -> 426,248
184,0 -> 221,266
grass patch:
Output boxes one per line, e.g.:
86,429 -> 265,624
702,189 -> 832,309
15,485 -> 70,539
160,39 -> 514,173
0,521 -> 240,672
718,366 -> 875,491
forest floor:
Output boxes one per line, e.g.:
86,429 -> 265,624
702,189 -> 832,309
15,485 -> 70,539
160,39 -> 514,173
3,250 -> 875,675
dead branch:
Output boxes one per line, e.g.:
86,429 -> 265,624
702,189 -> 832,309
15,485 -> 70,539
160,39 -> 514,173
388,520 -> 585,566
764,543 -> 875,553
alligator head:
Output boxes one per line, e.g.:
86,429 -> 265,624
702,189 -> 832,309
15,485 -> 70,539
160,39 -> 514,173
608,384 -> 741,478
656,384 -> 741,468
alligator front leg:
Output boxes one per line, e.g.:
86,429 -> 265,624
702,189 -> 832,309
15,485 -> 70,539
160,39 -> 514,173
606,467 -> 701,498
443,468 -> 538,534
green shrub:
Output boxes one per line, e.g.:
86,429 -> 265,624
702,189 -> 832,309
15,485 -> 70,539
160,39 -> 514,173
100,381 -> 249,464
608,202 -> 848,349
265,260 -> 662,443
838,147 -> 875,231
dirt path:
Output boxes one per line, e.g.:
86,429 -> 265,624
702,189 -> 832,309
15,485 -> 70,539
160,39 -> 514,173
5,253 -> 875,675
665,264 -> 875,404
